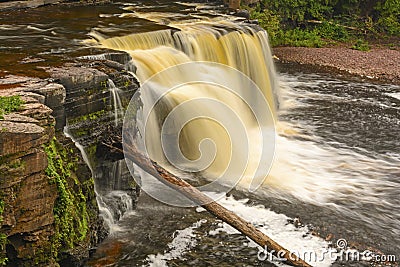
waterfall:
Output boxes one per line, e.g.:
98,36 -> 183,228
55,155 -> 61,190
95,160 -> 134,233
108,79 -> 124,126
94,20 -> 278,204
64,83 -> 134,232
64,136 -> 134,233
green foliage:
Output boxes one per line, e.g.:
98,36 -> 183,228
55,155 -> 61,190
272,28 -> 325,47
124,79 -> 132,87
0,234 -> 6,266
100,80 -> 108,89
8,159 -> 24,169
44,138 -> 89,259
0,200 -> 4,224
0,96 -> 24,120
68,109 -> 107,125
352,38 -> 371,50
375,0 -> 400,35
250,9 -> 281,39
388,42 -> 399,49
74,128 -> 89,138
314,22 -> 350,41
248,0 -> 399,47
260,0 -> 336,24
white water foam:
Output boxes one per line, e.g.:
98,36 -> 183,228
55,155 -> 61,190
145,219 -> 207,267
144,194 -> 335,266
387,92 -> 400,100
200,194 -> 336,267
64,127 -> 134,234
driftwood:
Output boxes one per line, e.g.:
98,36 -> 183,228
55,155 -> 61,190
306,19 -> 360,31
103,136 -> 312,267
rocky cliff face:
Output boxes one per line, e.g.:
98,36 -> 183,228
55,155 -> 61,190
0,75 -> 103,266
50,54 -> 140,231
0,53 -> 138,266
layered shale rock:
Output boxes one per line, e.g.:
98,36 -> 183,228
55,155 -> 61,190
0,77 -> 102,266
49,54 -> 140,228
0,53 -> 138,266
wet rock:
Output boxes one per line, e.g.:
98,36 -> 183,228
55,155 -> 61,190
0,81 -> 57,265
249,19 -> 259,25
1,113 -> 38,124
103,60 -> 126,71
79,52 -> 132,65
0,0 -> 64,11
233,9 -> 250,20
49,65 -> 110,124
20,57 -> 46,64
49,65 -> 109,90
34,83 -> 66,108
325,233 -> 333,241
20,103 -> 53,123
8,172 -> 56,235
51,57 -> 141,231
0,75 -> 66,129
0,51 -> 141,265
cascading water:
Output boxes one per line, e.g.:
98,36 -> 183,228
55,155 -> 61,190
90,11 -> 400,260
2,0 -> 397,265
95,21 -> 278,112
65,129 -> 134,233
95,160 -> 134,233
108,79 -> 124,126
65,79 -> 135,233
94,21 -> 279,198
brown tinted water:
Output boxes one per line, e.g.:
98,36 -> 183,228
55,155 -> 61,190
0,1 -> 174,77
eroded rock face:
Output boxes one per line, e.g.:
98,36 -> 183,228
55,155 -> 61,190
0,80 -> 57,266
0,76 -> 66,130
49,56 -> 140,232
0,75 -> 103,266
0,52 -> 140,266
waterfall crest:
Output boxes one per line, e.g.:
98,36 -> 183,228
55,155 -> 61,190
97,21 -> 278,113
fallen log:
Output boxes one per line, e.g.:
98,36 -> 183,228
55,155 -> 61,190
306,19 -> 360,31
103,137 -> 312,267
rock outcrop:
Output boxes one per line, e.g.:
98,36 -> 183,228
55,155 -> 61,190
0,76 -> 103,266
0,79 -> 55,265
0,52 -> 140,266
49,54 -> 140,229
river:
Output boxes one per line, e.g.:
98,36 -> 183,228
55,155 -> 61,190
0,1 -> 399,266
86,62 -> 400,267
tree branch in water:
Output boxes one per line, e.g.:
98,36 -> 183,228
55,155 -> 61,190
101,137 -> 312,267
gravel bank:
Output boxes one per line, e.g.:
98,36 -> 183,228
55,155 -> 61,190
273,47 -> 400,85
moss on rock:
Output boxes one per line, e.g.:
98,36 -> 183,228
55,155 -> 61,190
44,136 -> 95,262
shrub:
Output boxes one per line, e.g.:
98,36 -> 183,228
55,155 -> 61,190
351,38 -> 371,51
272,28 -> 325,47
250,9 -> 281,39
314,21 -> 350,41
375,0 -> 400,35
